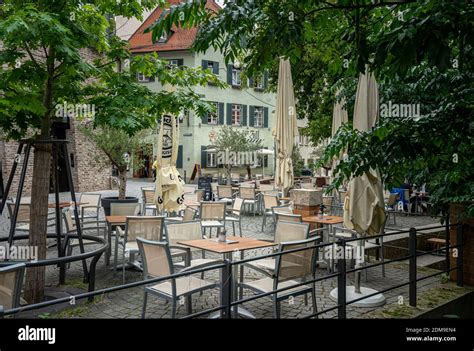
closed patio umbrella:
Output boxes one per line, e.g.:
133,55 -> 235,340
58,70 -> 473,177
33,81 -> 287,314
154,114 -> 185,213
331,90 -> 349,175
330,68 -> 386,307
274,58 -> 299,195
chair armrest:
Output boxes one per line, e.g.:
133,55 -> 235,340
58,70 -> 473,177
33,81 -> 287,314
256,238 -> 274,243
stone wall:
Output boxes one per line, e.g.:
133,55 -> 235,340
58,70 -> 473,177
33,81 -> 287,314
1,123 -> 111,198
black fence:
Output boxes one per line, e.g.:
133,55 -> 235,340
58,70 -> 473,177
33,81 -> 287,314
0,223 -> 465,319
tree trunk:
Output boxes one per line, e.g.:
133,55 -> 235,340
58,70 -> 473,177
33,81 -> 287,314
226,165 -> 232,185
118,168 -> 127,199
24,46 -> 55,303
24,145 -> 51,303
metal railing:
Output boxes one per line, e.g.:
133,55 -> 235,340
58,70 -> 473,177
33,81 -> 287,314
0,223 -> 465,319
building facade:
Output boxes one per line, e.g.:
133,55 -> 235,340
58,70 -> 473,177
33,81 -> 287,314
128,1 -> 277,181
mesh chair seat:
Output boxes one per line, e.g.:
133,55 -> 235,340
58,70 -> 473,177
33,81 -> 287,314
201,220 -> 224,227
346,240 -> 380,250
241,277 -> 311,299
174,258 -> 221,270
225,216 -> 239,222
245,258 -> 303,275
148,276 -> 215,297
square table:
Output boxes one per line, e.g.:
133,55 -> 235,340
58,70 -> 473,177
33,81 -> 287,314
177,236 -> 276,318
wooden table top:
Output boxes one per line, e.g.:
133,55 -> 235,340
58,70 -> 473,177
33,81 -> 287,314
279,196 -> 291,201
105,215 -> 127,225
48,201 -> 87,209
302,215 -> 343,225
177,236 -> 276,254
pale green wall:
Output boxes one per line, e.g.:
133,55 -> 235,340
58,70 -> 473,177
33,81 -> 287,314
137,48 -> 277,180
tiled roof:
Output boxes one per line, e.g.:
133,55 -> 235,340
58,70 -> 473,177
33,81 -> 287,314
128,0 -> 221,53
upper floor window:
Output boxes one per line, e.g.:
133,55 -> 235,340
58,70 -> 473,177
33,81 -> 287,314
254,106 -> 264,127
232,66 -> 241,86
232,104 -> 241,125
254,75 -> 264,90
168,59 -> 179,67
207,152 -> 217,167
158,32 -> 168,43
137,72 -> 151,82
208,102 -> 219,124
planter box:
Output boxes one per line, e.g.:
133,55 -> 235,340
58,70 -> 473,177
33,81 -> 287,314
290,189 -> 323,207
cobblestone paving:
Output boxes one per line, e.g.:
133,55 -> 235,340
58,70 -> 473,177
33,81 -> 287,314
1,179 -> 444,319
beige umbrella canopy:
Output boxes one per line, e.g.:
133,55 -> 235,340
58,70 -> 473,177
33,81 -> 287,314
154,114 -> 185,213
331,92 -> 349,137
274,58 -> 299,193
343,69 -> 385,236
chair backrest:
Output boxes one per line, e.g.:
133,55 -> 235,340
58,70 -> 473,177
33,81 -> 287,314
183,184 -> 198,194
210,182 -> 218,193
239,186 -> 256,200
124,216 -> 165,243
275,237 -> 318,284
387,193 -> 399,206
276,213 -> 302,223
62,208 -> 75,232
0,263 -> 25,310
195,189 -> 204,201
165,220 -> 202,246
136,238 -> 173,278
110,203 -> 140,216
300,183 -> 314,189
274,221 -> 310,244
263,194 -> 279,210
200,201 -> 226,221
142,189 -> 155,205
79,193 -> 101,207
183,207 -> 197,221
322,196 -> 334,207
259,184 -> 275,192
7,202 -> 30,223
272,205 -> 293,217
183,192 -> 199,202
217,185 -> 233,198
231,173 -> 240,181
232,197 -> 244,216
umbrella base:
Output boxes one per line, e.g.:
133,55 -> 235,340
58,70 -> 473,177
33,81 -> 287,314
329,286 -> 386,308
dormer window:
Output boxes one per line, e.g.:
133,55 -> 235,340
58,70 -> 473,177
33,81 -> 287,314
158,32 -> 168,43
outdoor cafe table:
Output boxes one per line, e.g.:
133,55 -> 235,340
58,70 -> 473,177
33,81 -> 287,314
177,236 -> 276,318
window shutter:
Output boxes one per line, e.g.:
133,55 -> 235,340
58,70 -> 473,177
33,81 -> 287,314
148,75 -> 155,82
249,106 -> 255,127
213,62 -> 219,75
227,64 -> 233,84
202,59 -> 208,70
177,59 -> 184,67
177,145 -> 183,168
263,71 -> 269,89
201,146 -> 207,167
264,107 -> 269,128
226,103 -> 232,125
202,104 -> 208,124
242,105 -> 247,126
249,77 -> 254,89
218,102 -> 224,125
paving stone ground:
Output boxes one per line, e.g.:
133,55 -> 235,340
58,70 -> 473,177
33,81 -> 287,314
1,179 -> 446,319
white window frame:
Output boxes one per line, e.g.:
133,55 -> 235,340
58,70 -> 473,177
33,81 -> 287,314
254,106 -> 264,127
207,152 -> 217,168
254,75 -> 264,89
232,104 -> 241,125
168,59 -> 179,68
158,32 -> 168,43
208,102 -> 218,125
137,72 -> 150,82
232,67 -> 241,86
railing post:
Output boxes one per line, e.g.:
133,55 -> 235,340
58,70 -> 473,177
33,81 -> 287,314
220,258 -> 232,319
445,215 -> 450,272
337,239 -> 346,319
456,225 -> 464,287
409,227 -> 417,307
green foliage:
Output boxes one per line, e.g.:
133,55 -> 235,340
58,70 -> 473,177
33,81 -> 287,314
291,144 -> 305,177
213,125 -> 262,155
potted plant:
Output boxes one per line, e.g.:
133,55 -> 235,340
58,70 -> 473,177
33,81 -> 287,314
81,125 -> 151,215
